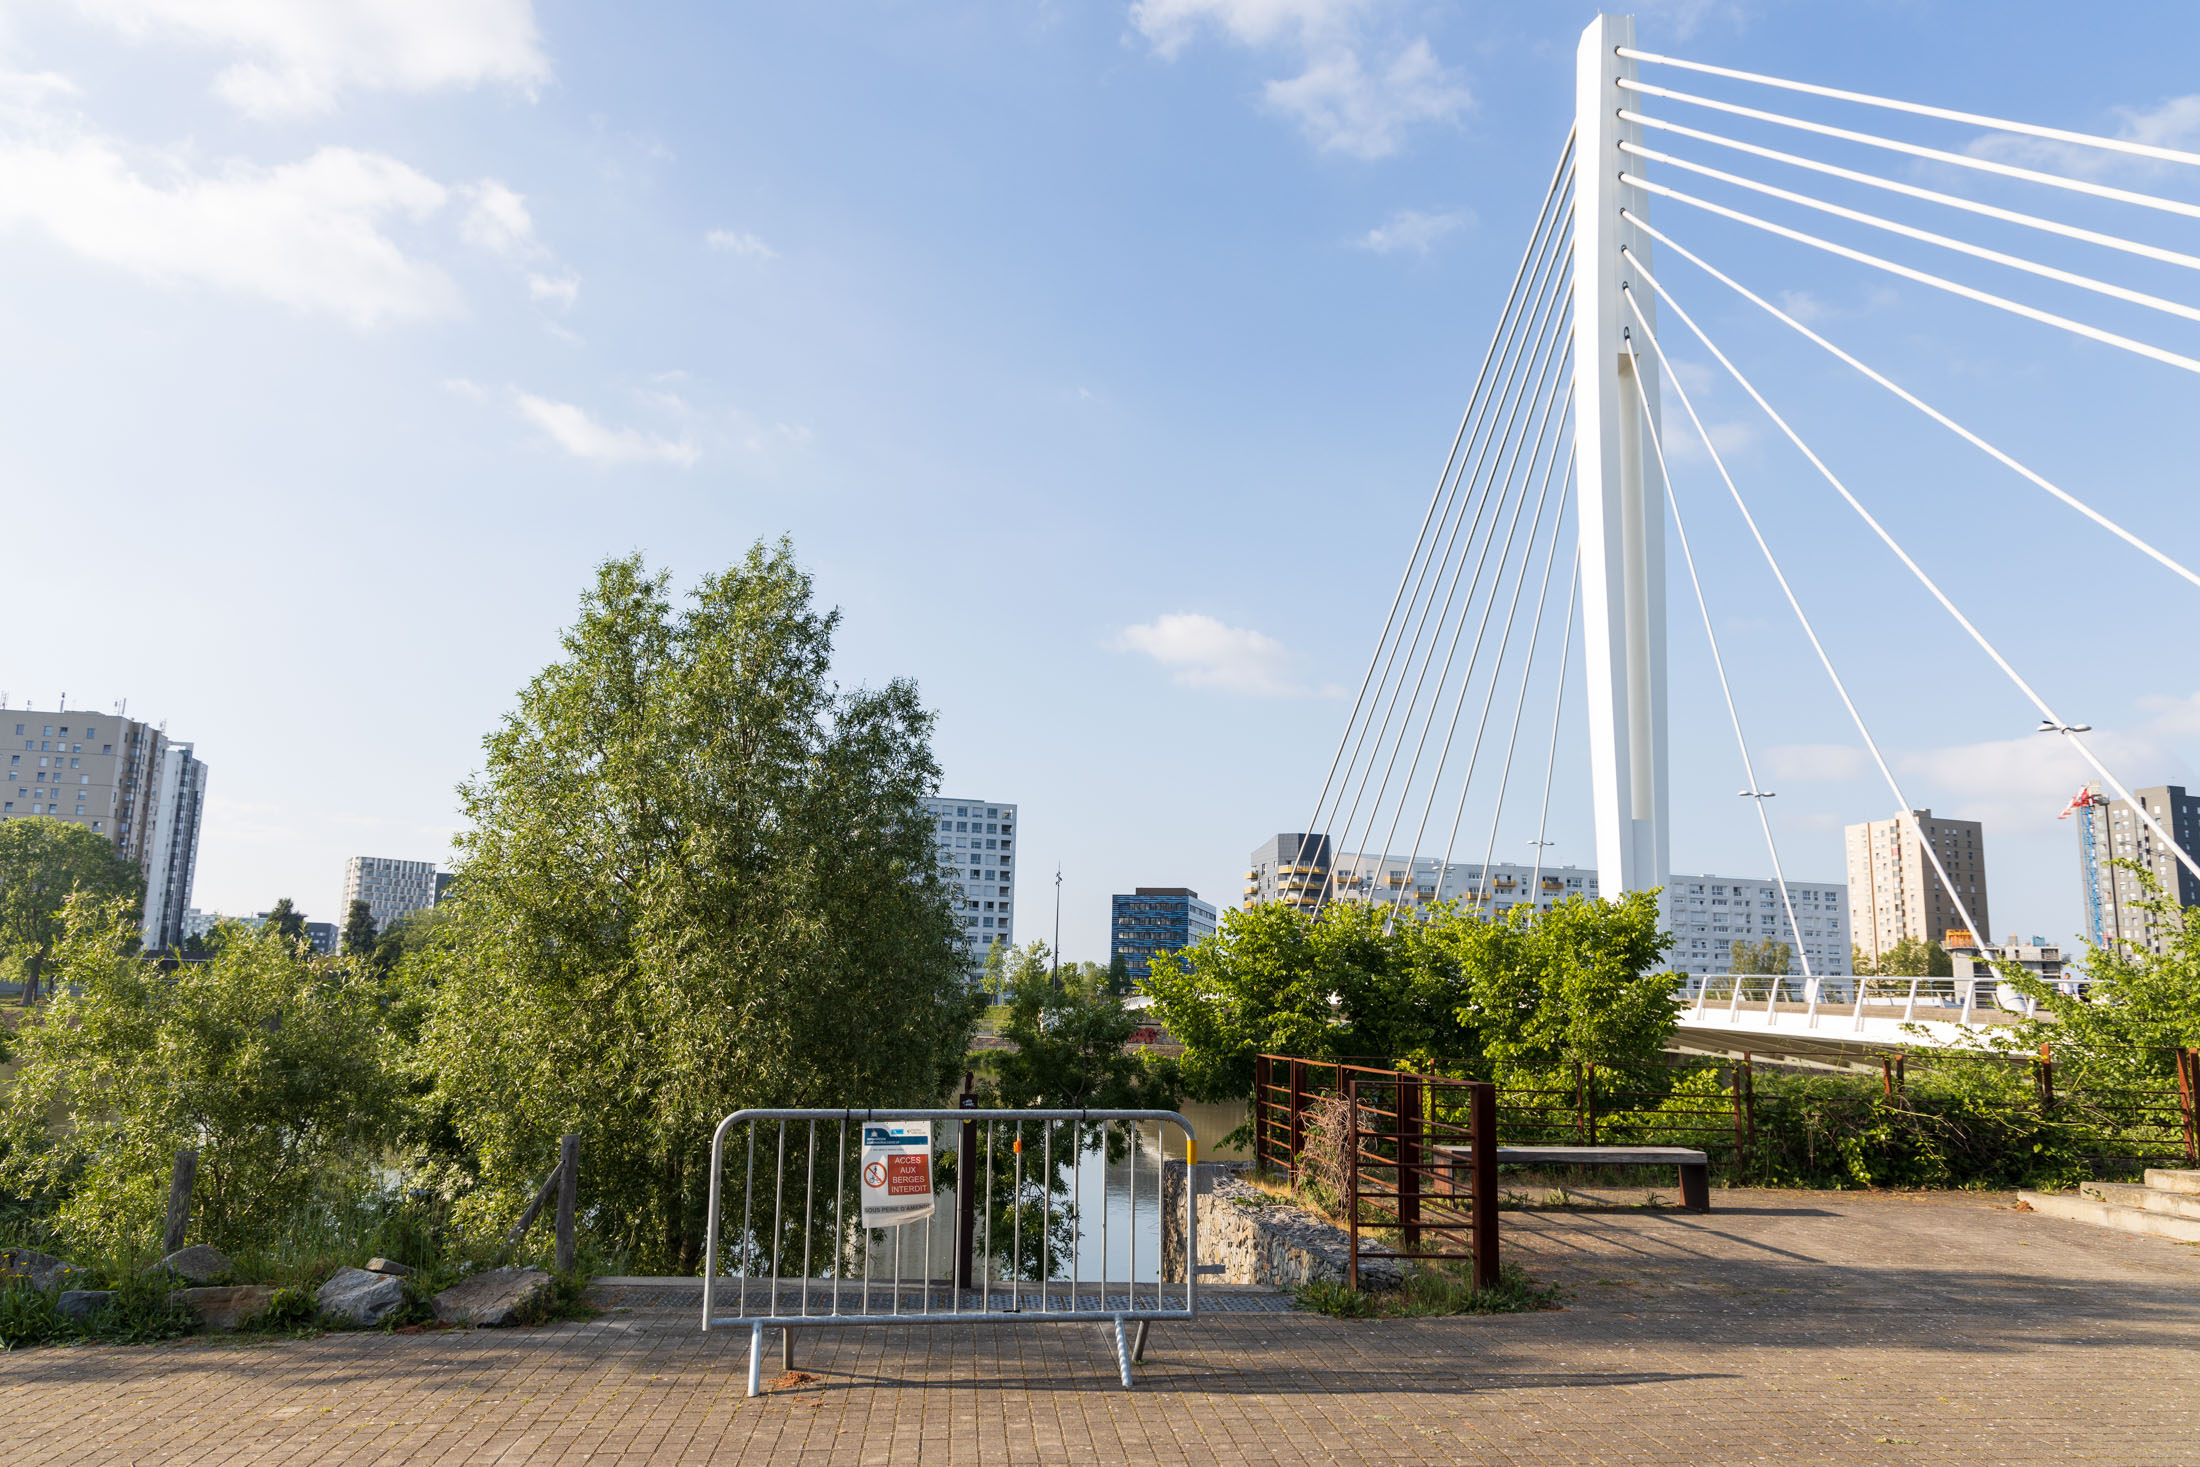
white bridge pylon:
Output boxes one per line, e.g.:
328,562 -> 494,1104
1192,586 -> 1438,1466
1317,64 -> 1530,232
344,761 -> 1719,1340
1295,11 -> 2200,950
1573,13 -> 1669,906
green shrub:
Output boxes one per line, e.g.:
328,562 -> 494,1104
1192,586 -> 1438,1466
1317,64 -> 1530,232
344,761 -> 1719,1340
0,1278 -> 66,1349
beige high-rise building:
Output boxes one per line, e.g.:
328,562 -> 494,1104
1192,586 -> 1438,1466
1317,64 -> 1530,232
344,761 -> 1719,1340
1844,809 -> 1990,966
3,705 -> 207,951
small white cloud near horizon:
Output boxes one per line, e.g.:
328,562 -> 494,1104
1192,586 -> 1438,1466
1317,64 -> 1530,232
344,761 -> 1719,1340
1130,0 -> 1469,159
59,0 -> 552,119
706,228 -> 777,259
1358,206 -> 1467,255
515,391 -> 698,467
1896,690 -> 2200,830
1967,92 -> 2200,178
1114,612 -> 1326,696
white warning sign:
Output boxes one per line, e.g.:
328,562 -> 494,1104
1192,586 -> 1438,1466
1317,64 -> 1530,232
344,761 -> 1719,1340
859,1121 -> 935,1229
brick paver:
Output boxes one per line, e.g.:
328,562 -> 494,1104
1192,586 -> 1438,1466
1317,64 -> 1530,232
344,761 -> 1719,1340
10,1189 -> 2200,1463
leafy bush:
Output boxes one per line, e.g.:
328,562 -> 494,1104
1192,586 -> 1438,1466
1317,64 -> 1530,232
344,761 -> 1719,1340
1293,1262 -> 1562,1319
0,898 -> 397,1258
0,1278 -> 66,1349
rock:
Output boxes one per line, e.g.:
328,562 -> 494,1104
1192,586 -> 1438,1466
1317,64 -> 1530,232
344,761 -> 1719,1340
0,1247 -> 86,1293
57,1290 -> 114,1323
432,1266 -> 552,1328
317,1267 -> 407,1327
155,1244 -> 232,1284
1160,1161 -> 1402,1291
363,1257 -> 414,1278
171,1284 -> 277,1331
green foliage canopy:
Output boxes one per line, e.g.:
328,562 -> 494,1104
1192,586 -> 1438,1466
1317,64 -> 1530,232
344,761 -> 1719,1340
405,544 -> 978,1272
0,817 -> 141,994
0,898 -> 396,1256
1142,892 -> 1676,1101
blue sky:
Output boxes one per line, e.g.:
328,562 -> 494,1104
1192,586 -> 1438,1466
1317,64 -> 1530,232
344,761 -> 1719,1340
3,1 -> 2195,962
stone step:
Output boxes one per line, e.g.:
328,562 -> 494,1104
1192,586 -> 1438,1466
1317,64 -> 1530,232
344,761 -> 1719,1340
2019,1189 -> 2200,1244
2144,1168 -> 2200,1196
2082,1181 -> 2200,1220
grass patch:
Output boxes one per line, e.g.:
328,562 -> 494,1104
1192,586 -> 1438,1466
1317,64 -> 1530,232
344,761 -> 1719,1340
1292,1261 -> 1565,1319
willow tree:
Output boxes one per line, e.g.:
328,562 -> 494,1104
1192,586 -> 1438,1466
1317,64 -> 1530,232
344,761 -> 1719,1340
411,543 -> 976,1271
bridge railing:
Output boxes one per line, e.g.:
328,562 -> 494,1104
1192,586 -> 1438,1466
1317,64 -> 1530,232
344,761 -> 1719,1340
1677,972 -> 2088,1032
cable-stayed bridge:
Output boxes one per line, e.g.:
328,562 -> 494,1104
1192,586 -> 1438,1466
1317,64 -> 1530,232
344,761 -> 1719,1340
1293,14 -> 2200,1058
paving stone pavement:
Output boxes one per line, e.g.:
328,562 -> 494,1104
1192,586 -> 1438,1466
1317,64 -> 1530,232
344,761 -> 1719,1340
9,1189 -> 2200,1464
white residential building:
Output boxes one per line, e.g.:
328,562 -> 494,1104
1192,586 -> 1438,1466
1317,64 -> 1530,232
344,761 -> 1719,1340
1668,874 -> 1851,977
2,706 -> 207,951
342,856 -> 440,935
925,796 -> 1016,969
1328,851 -> 1600,916
140,741 -> 208,953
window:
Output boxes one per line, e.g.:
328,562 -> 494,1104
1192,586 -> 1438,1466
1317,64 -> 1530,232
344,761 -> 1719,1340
43,727 -> 52,737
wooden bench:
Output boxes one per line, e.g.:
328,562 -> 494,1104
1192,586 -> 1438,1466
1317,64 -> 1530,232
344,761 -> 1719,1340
1432,1145 -> 1711,1212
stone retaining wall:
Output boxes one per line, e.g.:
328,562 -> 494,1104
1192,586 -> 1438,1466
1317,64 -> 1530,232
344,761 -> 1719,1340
1161,1161 -> 1400,1291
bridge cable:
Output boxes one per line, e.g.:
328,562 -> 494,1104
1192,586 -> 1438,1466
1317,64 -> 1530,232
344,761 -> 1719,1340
1621,184 -> 2200,376
1625,212 -> 2200,593
1341,309 -> 1575,915
1617,47 -> 2200,171
1465,463 -> 1579,913
1626,252 -> 2200,893
1308,193 -> 1574,883
1422,432 -> 1577,914
1322,263 -> 1576,911
1526,548 -> 1581,906
1387,394 -> 1576,923
1611,278 -> 1989,953
1296,135 -> 1577,878
1620,111 -> 2200,276
1617,80 -> 2200,226
1622,144 -> 2200,328
1621,328 -> 1813,984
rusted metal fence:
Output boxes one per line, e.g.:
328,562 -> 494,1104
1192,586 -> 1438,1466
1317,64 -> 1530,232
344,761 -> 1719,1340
1341,1073 -> 1498,1291
1257,1048 -> 2200,1184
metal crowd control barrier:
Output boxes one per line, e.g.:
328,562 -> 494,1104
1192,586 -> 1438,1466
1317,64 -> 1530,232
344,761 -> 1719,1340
702,1107 -> 1201,1394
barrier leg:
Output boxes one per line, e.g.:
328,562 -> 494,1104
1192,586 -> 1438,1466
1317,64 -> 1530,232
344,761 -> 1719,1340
1111,1314 -> 1133,1389
782,1325 -> 795,1372
1132,1319 -> 1150,1363
747,1323 -> 763,1397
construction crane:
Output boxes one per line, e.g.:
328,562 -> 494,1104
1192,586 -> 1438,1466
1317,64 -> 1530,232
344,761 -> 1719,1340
2058,784 -> 2110,948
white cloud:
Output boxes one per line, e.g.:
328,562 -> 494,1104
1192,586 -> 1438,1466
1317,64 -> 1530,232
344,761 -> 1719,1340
1896,691 -> 2200,829
1763,743 -> 1874,783
1966,92 -> 2200,179
1774,288 -> 1831,324
1356,205 -> 1466,255
61,0 -> 551,119
459,179 -> 533,255
706,228 -> 776,259
526,271 -> 577,306
1114,612 -> 1317,696
515,392 -> 698,467
0,117 -> 457,327
440,376 -> 486,399
1130,0 -> 1467,159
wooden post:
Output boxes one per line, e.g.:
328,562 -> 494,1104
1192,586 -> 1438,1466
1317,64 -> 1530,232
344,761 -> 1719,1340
2036,1042 -> 2054,1115
554,1134 -> 580,1274
1572,1061 -> 1586,1142
1253,1055 -> 1269,1169
505,1156 -> 565,1254
1397,1074 -> 1423,1253
1585,1062 -> 1599,1149
1288,1060 -> 1305,1184
162,1150 -> 197,1254
1742,1053 -> 1757,1153
1470,1081 -> 1500,1291
1345,1079 -> 1361,1291
1881,1055 -> 1895,1101
2180,1050 -> 2199,1166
